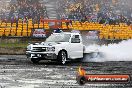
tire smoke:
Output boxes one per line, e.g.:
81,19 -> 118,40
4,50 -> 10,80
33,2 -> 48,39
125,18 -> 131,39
83,40 -> 132,62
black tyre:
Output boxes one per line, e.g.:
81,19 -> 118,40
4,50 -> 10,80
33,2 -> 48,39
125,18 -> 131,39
31,58 -> 40,64
76,76 -> 87,85
57,51 -> 67,64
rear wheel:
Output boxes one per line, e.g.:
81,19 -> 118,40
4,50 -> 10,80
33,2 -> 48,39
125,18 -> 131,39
31,58 -> 40,64
58,51 -> 67,64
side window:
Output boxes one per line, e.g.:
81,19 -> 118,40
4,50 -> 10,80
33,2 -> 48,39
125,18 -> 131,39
71,35 -> 80,43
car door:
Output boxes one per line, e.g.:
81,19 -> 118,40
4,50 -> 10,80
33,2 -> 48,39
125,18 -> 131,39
69,35 -> 83,59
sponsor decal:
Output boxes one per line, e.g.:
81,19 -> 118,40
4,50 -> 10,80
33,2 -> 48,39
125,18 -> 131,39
76,66 -> 130,85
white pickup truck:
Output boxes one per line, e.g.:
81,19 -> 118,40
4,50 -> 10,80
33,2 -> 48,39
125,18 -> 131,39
26,32 -> 98,64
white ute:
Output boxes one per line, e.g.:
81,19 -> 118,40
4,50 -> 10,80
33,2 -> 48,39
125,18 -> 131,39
26,32 -> 98,64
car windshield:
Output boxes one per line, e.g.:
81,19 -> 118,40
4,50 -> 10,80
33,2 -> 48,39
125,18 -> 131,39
45,34 -> 71,42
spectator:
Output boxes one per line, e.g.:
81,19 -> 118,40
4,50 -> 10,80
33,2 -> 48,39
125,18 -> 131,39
0,0 -> 48,23
57,0 -> 132,25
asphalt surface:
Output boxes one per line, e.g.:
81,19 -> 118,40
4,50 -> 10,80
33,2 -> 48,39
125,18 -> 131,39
0,55 -> 132,88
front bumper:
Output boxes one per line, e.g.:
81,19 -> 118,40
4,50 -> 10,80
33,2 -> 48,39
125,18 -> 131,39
26,51 -> 57,60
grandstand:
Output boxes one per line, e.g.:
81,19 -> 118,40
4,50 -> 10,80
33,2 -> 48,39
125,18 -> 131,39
57,0 -> 131,24
0,19 -> 132,40
0,19 -> 49,37
0,0 -> 48,22
0,0 -> 132,40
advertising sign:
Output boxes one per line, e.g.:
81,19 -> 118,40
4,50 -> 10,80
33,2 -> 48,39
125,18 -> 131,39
32,29 -> 46,38
76,66 -> 130,85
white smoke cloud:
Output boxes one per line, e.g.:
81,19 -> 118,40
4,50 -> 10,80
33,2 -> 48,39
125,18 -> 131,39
83,39 -> 132,62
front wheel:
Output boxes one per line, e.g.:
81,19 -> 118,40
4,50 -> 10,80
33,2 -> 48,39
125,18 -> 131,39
31,58 -> 40,64
58,51 -> 67,64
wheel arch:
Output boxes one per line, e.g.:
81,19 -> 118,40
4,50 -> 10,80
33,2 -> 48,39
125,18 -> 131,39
58,49 -> 68,58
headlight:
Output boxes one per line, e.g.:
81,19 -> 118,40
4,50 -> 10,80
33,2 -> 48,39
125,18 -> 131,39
27,45 -> 31,50
46,47 -> 55,51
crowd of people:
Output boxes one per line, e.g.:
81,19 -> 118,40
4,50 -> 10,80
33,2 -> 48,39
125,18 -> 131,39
0,0 -> 48,23
57,0 -> 132,25
0,0 -> 132,25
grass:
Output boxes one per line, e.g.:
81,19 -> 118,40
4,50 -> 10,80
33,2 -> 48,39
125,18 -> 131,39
0,42 -> 28,48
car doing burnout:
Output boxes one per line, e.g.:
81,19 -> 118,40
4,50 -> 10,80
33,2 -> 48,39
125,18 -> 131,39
26,32 -> 98,64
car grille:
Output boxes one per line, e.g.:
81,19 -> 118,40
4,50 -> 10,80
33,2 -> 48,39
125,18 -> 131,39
32,47 -> 46,52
